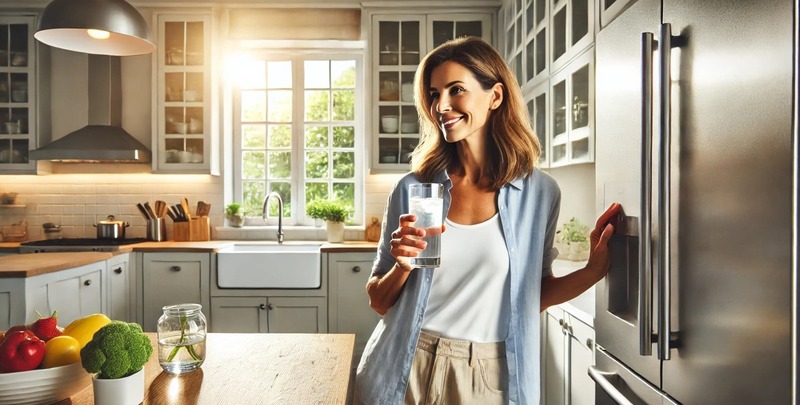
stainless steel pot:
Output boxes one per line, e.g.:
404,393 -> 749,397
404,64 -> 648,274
94,215 -> 129,239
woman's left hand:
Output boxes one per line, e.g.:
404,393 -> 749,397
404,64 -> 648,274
586,203 -> 622,277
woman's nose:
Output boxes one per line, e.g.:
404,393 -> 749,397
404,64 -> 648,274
435,96 -> 451,113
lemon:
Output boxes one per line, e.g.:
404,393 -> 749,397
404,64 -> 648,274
42,335 -> 81,368
63,313 -> 111,349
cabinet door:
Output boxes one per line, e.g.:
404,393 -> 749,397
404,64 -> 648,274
47,265 -> 104,326
567,314 -> 595,405
211,296 -> 268,333
154,13 -> 215,174
267,296 -> 327,333
543,307 -> 567,405
328,253 -> 380,357
549,47 -> 593,167
599,0 -> 636,28
107,254 -> 130,322
142,253 -> 210,331
0,16 -> 36,173
550,0 -> 593,72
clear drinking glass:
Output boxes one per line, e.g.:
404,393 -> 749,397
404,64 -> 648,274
157,303 -> 206,374
408,183 -> 444,268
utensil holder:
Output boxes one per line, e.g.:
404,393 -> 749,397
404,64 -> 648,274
173,217 -> 210,241
147,218 -> 167,242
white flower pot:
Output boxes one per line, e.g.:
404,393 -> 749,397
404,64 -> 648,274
326,221 -> 344,243
92,368 -> 145,405
227,214 -> 244,228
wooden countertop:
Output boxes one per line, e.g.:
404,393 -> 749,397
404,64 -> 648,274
59,332 -> 355,405
0,252 -> 113,278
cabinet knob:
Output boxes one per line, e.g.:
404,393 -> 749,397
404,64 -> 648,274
267,303 -> 274,310
84,280 -> 92,286
558,318 -> 566,327
170,266 -> 181,272
586,338 -> 594,349
113,267 -> 123,274
352,266 -> 361,273
259,303 -> 267,310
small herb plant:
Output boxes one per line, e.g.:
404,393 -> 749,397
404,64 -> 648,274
558,217 -> 590,245
224,203 -> 242,217
306,199 -> 348,223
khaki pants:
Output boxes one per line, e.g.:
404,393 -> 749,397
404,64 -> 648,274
404,331 -> 508,405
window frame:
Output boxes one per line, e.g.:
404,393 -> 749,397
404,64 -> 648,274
231,48 -> 365,227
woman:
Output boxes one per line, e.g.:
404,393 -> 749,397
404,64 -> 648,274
355,36 -> 620,404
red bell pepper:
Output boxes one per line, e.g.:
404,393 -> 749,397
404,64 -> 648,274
0,330 -> 45,372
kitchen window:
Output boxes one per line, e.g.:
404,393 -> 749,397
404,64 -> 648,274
231,51 -> 363,226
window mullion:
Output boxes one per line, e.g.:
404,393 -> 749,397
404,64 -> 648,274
292,56 -> 304,224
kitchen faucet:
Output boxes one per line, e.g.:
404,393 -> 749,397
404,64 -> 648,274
262,192 -> 284,244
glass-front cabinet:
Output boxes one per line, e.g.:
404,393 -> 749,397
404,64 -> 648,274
549,47 -> 593,167
371,12 -> 492,171
526,80 -> 549,167
154,13 -> 214,173
550,0 -> 593,72
0,16 -> 35,173
599,0 -> 635,28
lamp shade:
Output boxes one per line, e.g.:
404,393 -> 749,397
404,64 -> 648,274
35,0 -> 155,56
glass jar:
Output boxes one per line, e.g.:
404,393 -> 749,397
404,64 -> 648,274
157,303 -> 207,374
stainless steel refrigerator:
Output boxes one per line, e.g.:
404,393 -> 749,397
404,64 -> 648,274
592,0 -> 797,403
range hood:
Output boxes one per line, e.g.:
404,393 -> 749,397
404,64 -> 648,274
30,55 -> 151,162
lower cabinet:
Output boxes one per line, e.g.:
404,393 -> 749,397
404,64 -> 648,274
141,252 -> 210,332
543,306 -> 595,405
107,253 -> 132,322
210,296 -> 327,333
326,252 -> 381,358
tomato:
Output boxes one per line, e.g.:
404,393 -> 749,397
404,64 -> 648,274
41,335 -> 81,368
63,313 -> 111,349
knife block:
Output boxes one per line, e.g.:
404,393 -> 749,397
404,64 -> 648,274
173,217 -> 210,241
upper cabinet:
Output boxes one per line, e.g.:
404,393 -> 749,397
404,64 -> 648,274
370,11 -> 493,171
0,16 -> 36,173
153,13 -> 218,174
599,0 -> 636,28
504,0 -> 595,168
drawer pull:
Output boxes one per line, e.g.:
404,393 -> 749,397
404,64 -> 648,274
267,303 -> 274,310
352,266 -> 361,273
84,280 -> 92,286
259,303 -> 267,310
113,267 -> 123,274
170,266 -> 181,272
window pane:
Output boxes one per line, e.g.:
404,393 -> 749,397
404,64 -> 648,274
332,90 -> 354,121
242,124 -> 266,148
305,125 -> 328,148
243,181 -> 266,216
333,182 -> 355,223
242,91 -> 266,121
267,61 -> 291,89
333,126 -> 354,148
268,151 -> 291,178
331,60 -> 356,88
242,60 -> 266,89
242,151 -> 266,178
304,60 -> 329,88
268,183 -> 291,217
332,151 -> 354,178
267,90 -> 292,122
305,151 -> 329,178
305,183 -> 328,203
305,90 -> 330,121
268,125 -> 291,148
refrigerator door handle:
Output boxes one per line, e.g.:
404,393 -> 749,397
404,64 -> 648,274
589,366 -> 636,405
638,31 -> 656,357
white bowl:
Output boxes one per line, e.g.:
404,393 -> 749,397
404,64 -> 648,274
381,115 -> 398,133
174,122 -> 188,134
0,362 -> 92,405
401,122 -> 418,133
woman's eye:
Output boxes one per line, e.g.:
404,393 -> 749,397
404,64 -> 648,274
429,92 -> 440,99
450,87 -> 465,95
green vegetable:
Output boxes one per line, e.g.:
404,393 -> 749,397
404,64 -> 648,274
306,199 -> 348,223
80,321 -> 153,379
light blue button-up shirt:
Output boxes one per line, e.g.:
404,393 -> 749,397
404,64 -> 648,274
355,168 -> 561,405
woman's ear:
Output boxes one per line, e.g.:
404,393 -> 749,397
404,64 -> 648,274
490,82 -> 504,110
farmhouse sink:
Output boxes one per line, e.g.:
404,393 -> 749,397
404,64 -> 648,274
216,242 -> 322,288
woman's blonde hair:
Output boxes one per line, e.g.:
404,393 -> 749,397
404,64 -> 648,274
410,36 -> 541,190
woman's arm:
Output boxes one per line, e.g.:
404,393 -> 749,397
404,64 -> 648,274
541,203 -> 620,311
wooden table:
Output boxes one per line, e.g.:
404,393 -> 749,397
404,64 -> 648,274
60,333 -> 355,404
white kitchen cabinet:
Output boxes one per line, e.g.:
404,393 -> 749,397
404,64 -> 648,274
210,296 -> 327,333
0,15 -> 37,173
141,252 -> 210,332
549,47 -> 594,166
369,10 -> 492,171
326,251 -> 380,358
543,306 -> 595,405
107,253 -> 132,322
0,260 -> 106,330
152,12 -> 218,174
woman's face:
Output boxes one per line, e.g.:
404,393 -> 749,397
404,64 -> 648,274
428,61 -> 501,145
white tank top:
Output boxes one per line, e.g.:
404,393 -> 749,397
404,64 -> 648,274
421,213 -> 510,343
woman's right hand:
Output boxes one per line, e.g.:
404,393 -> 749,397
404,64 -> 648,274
389,214 -> 427,272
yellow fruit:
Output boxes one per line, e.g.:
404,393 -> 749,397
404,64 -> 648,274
42,335 -> 81,368
63,313 -> 111,349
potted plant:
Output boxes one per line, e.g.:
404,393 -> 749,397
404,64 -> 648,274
557,217 -> 590,261
306,199 -> 348,242
225,202 -> 244,228
81,321 -> 153,405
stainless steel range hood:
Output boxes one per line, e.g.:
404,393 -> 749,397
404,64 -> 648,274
30,55 -> 151,162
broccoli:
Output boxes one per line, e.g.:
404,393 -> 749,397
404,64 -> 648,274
80,321 -> 153,379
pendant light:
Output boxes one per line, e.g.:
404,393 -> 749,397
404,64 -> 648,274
34,0 -> 155,56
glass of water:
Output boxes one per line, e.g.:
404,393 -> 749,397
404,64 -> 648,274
408,183 -> 444,268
